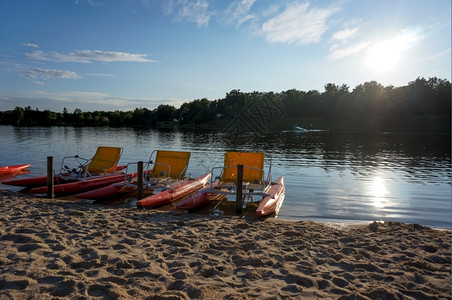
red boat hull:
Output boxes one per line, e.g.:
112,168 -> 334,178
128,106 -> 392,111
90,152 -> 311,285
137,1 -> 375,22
76,182 -> 137,200
256,176 -> 285,216
2,165 -> 127,188
0,164 -> 31,175
75,170 -> 154,200
137,173 -> 211,207
176,191 -> 210,210
30,174 -> 127,195
2,175 -> 71,188
176,179 -> 220,210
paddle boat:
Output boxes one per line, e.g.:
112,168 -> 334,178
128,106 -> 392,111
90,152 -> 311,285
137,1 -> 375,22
2,146 -> 126,195
176,152 -> 285,217
78,150 -> 211,206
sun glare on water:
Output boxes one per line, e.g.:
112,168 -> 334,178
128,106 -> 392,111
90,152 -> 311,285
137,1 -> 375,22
368,176 -> 389,208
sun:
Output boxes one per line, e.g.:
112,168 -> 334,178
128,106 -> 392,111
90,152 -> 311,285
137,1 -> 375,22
366,39 -> 402,73
365,29 -> 420,73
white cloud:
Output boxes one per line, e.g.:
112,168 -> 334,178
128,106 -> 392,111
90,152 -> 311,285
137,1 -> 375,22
75,0 -> 102,6
332,27 -> 359,41
85,73 -> 115,77
31,80 -> 44,86
224,0 -> 256,28
13,90 -> 181,111
21,43 -> 39,48
32,90 -> 109,101
328,26 -> 423,62
26,50 -> 155,63
393,28 -> 423,50
20,68 -> 82,80
419,48 -> 451,62
260,2 -> 340,45
328,41 -> 370,60
164,0 -> 213,28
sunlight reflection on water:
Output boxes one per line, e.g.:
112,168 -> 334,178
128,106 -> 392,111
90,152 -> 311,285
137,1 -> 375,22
368,176 -> 389,208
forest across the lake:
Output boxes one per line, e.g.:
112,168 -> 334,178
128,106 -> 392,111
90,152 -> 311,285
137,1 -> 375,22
1,77 -> 450,134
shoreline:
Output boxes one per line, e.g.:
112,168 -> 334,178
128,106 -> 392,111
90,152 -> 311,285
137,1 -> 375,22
1,186 -> 451,230
0,190 -> 451,299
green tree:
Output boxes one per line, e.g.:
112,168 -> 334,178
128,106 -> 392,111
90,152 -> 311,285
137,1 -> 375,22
155,104 -> 176,122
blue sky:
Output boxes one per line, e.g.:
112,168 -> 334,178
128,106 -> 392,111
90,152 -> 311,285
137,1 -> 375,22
0,0 -> 450,112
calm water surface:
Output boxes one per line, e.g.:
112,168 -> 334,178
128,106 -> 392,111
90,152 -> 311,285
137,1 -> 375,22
1,125 -> 450,228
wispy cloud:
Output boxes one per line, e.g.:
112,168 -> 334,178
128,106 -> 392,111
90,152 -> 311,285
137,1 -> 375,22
164,0 -> 213,28
223,0 -> 256,28
328,25 -> 424,62
328,41 -> 370,60
31,90 -> 109,101
11,90 -> 179,111
419,48 -> 451,62
21,43 -> 39,48
332,27 -> 359,41
85,73 -> 115,77
75,0 -> 102,6
260,2 -> 340,45
19,68 -> 81,85
26,50 -> 155,63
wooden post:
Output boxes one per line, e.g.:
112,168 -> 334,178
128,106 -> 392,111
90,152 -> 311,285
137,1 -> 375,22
236,164 -> 243,213
137,161 -> 144,200
47,156 -> 54,199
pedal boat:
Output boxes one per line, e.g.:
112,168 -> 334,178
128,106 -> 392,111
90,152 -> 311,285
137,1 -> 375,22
2,146 -> 125,195
177,152 -> 285,216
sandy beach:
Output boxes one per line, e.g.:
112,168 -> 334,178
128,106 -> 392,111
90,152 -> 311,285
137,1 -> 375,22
0,191 -> 450,299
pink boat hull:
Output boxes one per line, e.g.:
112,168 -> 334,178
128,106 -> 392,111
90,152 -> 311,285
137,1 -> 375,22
137,173 -> 211,207
256,176 -> 285,216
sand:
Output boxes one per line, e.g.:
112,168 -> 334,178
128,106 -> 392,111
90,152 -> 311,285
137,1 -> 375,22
0,191 -> 450,299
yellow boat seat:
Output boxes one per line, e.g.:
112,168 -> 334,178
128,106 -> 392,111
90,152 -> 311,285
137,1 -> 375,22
221,152 -> 265,183
151,150 -> 191,179
86,146 -> 123,174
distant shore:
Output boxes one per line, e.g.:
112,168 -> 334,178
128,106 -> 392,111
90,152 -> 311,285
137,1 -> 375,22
0,190 -> 450,299
2,114 -> 450,135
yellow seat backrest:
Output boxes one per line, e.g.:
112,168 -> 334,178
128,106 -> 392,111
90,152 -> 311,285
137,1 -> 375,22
152,150 -> 191,179
87,146 -> 122,174
221,152 -> 264,183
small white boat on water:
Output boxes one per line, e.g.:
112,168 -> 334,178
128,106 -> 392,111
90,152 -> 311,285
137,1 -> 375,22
293,126 -> 329,133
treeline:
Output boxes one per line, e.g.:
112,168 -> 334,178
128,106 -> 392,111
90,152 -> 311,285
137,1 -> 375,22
0,77 -> 450,132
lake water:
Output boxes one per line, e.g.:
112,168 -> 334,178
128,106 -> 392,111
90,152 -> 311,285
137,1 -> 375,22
1,125 -> 450,228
